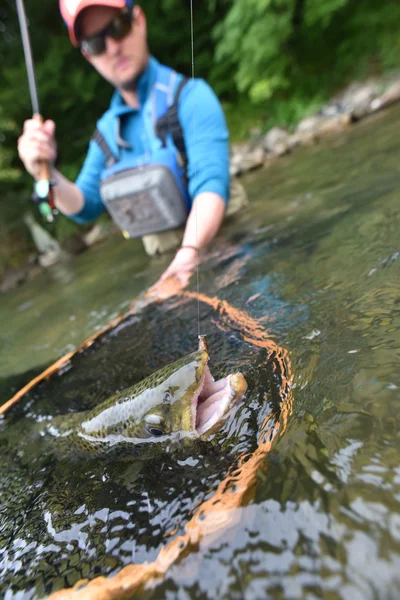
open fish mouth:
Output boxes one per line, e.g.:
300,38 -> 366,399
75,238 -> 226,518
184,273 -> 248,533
192,365 -> 247,436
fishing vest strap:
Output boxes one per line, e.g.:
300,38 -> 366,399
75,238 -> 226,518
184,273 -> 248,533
91,76 -> 189,171
91,129 -> 117,168
155,77 -> 189,170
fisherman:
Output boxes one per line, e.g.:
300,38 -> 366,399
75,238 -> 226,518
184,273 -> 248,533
17,0 -> 236,289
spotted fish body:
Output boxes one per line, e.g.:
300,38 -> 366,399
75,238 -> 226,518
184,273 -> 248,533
51,338 -> 247,459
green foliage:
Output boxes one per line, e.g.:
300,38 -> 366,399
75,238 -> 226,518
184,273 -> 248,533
304,0 -> 349,28
214,0 -> 400,110
0,107 -> 21,184
214,0 -> 293,102
223,100 -> 267,142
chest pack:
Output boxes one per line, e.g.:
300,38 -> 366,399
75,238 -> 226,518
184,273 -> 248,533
92,66 -> 190,239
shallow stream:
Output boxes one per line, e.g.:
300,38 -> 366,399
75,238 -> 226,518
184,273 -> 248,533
1,105 -> 400,599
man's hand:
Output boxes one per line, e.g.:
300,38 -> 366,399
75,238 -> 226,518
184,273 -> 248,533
18,118 -> 86,216
147,193 -> 226,299
148,246 -> 198,298
158,246 -> 198,284
18,119 -> 57,179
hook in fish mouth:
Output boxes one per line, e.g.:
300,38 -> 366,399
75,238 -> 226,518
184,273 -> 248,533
192,364 -> 247,436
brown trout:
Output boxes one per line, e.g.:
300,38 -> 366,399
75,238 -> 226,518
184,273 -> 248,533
50,336 -> 247,458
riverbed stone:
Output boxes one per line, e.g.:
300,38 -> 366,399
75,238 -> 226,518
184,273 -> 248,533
82,222 -> 116,247
0,267 -> 27,293
314,113 -> 351,135
230,142 -> 265,176
295,114 -> 324,134
370,80 -> 400,112
240,146 -> 265,171
292,113 -> 351,145
226,177 -> 249,216
287,130 -> 316,149
349,83 -> 381,119
333,81 -> 381,120
263,127 -> 291,156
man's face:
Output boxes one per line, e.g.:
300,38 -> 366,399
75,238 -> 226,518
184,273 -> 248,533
78,5 -> 149,91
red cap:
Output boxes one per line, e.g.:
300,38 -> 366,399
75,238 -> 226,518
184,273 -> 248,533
59,0 -> 127,46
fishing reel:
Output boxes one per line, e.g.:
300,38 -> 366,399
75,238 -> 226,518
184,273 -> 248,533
32,178 -> 58,223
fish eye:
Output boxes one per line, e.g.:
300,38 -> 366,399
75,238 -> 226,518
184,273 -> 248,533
144,414 -> 165,436
147,426 -> 165,437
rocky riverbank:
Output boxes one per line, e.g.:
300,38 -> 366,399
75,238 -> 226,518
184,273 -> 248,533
2,75 -> 400,294
230,76 -> 400,176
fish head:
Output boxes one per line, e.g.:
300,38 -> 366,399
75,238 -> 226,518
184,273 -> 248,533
77,337 -> 247,454
141,345 -> 248,441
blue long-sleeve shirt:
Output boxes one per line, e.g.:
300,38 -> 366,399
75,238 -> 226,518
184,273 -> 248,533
70,56 -> 230,224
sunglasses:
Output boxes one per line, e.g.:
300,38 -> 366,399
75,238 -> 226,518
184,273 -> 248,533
79,7 -> 133,56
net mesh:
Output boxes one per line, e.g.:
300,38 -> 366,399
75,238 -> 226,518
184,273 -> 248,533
2,291 -> 293,599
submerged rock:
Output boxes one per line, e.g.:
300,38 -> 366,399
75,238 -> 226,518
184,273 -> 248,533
370,80 -> 400,112
263,127 -> 291,156
23,212 -> 69,268
230,142 -> 265,176
345,82 -> 381,119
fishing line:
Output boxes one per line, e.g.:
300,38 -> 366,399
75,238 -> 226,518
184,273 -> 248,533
189,0 -> 201,339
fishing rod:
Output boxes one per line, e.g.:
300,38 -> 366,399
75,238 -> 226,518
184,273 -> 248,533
16,0 -> 57,223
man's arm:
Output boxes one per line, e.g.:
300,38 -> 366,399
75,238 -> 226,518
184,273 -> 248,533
18,118 -> 85,214
155,78 -> 230,287
158,192 -> 225,284
182,79 -> 230,205
50,168 -> 85,215
18,118 -> 105,223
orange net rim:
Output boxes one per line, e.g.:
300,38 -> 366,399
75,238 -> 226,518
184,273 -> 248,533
1,290 -> 293,599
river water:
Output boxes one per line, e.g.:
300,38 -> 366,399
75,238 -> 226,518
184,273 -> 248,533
0,105 -> 399,599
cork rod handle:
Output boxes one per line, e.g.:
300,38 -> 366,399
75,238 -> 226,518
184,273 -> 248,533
33,113 -> 51,181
